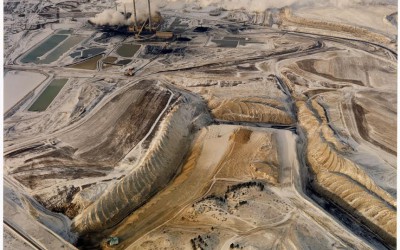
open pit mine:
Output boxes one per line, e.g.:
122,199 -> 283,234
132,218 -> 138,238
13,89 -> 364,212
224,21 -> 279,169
3,0 -> 398,249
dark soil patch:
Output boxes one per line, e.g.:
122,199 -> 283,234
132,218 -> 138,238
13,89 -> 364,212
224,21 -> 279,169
297,59 -> 364,86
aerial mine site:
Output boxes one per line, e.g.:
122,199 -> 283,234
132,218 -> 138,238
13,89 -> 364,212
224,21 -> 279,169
2,0 -> 398,249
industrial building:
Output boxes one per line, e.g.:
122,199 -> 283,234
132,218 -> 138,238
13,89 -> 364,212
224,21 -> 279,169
89,0 -> 168,38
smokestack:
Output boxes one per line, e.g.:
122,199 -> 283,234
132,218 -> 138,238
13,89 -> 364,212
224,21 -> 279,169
124,4 -> 126,16
147,0 -> 152,31
133,0 -> 138,30
115,2 -> 117,11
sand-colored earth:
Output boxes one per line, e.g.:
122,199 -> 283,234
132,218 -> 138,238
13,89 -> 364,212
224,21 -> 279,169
209,97 -> 294,125
3,3 -> 397,249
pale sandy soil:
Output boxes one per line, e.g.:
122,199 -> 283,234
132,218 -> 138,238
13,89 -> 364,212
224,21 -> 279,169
295,5 -> 397,37
111,125 -> 372,250
3,1 -> 397,250
4,70 -> 47,113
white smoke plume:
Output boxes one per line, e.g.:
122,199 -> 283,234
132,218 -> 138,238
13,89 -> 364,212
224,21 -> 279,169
90,0 -> 164,26
90,0 -> 397,26
121,0 -> 397,14
90,9 -> 131,26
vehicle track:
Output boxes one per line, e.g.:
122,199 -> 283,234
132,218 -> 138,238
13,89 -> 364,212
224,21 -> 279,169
4,220 -> 44,250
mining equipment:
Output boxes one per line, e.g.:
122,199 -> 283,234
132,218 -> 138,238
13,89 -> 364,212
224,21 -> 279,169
107,237 -> 119,246
124,67 -> 135,76
155,31 -> 174,39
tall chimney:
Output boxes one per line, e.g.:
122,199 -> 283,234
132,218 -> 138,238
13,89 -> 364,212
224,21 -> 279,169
147,0 -> 152,31
133,0 -> 138,30
115,2 -> 117,11
124,4 -> 126,16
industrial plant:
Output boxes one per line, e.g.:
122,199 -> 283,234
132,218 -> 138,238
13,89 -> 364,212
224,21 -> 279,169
88,0 -> 166,37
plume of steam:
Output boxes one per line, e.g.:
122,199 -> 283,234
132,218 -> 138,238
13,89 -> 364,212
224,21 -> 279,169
90,1 -> 162,26
90,0 -> 397,26
119,0 -> 397,12
90,9 -> 131,26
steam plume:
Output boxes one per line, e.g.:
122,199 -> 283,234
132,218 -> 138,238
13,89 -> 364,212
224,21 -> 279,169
90,0 -> 397,26
90,9 -> 131,26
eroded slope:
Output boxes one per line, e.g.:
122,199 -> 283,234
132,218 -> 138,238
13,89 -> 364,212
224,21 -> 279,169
5,80 -> 177,217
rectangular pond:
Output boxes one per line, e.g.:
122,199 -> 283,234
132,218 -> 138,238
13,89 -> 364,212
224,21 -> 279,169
223,37 -> 263,46
28,78 -> 68,112
20,34 -> 68,63
70,47 -> 106,59
39,35 -> 85,64
67,54 -> 103,70
116,44 -> 141,57
20,29 -> 85,64
102,56 -> 117,69
211,39 -> 239,48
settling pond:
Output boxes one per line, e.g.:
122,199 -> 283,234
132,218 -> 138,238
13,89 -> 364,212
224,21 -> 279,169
67,54 -> 103,70
20,30 -> 85,64
116,44 -> 141,57
70,48 -> 106,59
211,37 -> 263,48
29,79 -> 68,112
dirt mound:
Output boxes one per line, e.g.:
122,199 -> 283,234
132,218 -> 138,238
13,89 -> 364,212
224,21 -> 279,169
209,97 -> 293,125
229,128 -> 252,144
296,100 -> 396,244
72,95 -> 210,234
63,80 -> 174,165
216,128 -> 280,184
6,81 -> 177,217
